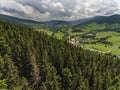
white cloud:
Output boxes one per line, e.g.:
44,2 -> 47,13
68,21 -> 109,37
52,2 -> 65,12
69,0 -> 119,19
0,9 -> 13,16
0,0 -> 120,21
42,4 -> 48,9
115,0 -> 120,9
0,0 -> 50,21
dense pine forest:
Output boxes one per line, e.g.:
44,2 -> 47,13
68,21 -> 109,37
0,20 -> 120,90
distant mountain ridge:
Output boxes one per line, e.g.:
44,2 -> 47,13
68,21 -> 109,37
0,14 -> 40,25
0,14 -> 69,26
0,14 -> 120,26
85,14 -> 120,24
67,16 -> 102,26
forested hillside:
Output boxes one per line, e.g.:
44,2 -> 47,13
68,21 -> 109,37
0,20 -> 120,90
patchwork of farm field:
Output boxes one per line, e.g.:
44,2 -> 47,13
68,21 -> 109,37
73,24 -> 120,55
35,23 -> 120,55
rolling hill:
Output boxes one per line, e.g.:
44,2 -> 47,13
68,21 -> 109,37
1,14 -> 120,27
0,14 -> 41,25
83,14 -> 120,24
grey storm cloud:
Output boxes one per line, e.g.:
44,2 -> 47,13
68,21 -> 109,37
0,0 -> 120,21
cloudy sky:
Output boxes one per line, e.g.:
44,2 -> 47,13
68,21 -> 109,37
0,0 -> 120,21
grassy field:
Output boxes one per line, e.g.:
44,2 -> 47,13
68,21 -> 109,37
108,36 -> 120,45
36,29 -> 53,35
55,32 -> 64,39
96,31 -> 120,38
36,28 -> 65,39
70,23 -> 120,56
82,31 -> 120,55
85,43 -> 120,55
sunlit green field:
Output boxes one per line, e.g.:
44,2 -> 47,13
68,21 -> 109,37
108,36 -> 120,45
36,28 -> 65,39
83,31 -> 120,55
96,31 -> 120,38
36,29 -> 53,35
55,32 -> 64,39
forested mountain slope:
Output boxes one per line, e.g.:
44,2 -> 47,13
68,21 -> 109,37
0,14 -> 40,25
1,14 -> 120,26
0,21 -> 120,90
82,14 -> 120,24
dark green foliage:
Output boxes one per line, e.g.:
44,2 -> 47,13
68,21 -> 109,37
0,20 -> 119,90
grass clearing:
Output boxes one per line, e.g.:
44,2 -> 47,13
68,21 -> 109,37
55,32 -> 64,39
96,31 -> 120,38
36,29 -> 53,35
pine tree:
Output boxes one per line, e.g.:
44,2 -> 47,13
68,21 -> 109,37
62,68 -> 72,90
40,50 -> 61,90
0,56 -> 7,89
